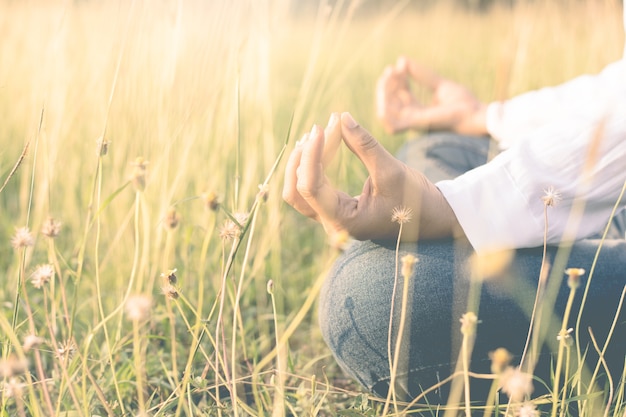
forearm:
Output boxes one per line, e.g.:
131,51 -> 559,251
438,108 -> 626,252
455,102 -> 488,137
487,60 -> 626,149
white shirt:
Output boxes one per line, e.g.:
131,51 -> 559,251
437,6 -> 626,252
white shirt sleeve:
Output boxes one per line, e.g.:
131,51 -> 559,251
486,60 -> 626,150
436,12 -> 626,252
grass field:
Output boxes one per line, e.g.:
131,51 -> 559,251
1,0 -> 624,415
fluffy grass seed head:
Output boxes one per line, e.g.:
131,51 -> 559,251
30,264 -> 54,289
267,279 -> 274,295
161,268 -> 178,285
500,366 -> 534,402
391,206 -> 413,225
489,347 -> 513,374
125,294 -> 152,321
219,212 -> 248,241
460,312 -> 479,337
401,254 -> 418,279
23,335 -> 44,352
130,157 -> 148,191
96,136 -> 109,156
202,190 -> 220,212
557,327 -> 574,347
257,183 -> 269,203
541,186 -> 562,207
41,217 -> 62,238
220,219 -> 240,240
164,207 -> 180,230
11,226 -> 34,249
0,354 -> 28,378
2,377 -> 25,399
565,267 -> 585,289
517,402 -> 540,417
234,212 -> 249,225
161,284 -> 180,300
56,339 -> 77,362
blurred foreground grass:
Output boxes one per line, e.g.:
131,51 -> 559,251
0,0 -> 623,415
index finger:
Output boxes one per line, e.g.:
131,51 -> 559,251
399,57 -> 442,90
339,112 -> 400,187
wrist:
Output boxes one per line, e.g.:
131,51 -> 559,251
457,103 -> 488,136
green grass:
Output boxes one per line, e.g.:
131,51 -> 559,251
0,0 -> 624,415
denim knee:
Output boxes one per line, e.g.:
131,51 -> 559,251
318,238 -> 626,402
318,239 -> 465,398
395,133 -> 492,182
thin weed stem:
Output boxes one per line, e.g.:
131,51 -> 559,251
163,274 -> 180,390
19,288 -> 55,417
173,298 -> 204,417
133,319 -> 147,414
583,286 -> 626,415
389,254 -> 414,416
230,206 -> 261,415
214,238 -> 239,412
462,334 -> 472,417
10,247 -> 27,344
560,346 -> 571,417
483,377 -> 500,417
383,219 -> 405,416
0,317 -> 42,417
268,280 -> 286,417
520,203 -> 551,373
588,328 -> 614,417
0,140 -> 29,195
551,284 -> 578,417
93,158 -> 125,413
576,179 -> 626,404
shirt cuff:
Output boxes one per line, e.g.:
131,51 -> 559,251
485,101 -> 505,145
436,157 -> 545,253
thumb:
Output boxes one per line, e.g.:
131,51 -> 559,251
340,112 -> 399,180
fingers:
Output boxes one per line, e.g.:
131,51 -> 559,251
283,113 -> 341,221
375,66 -> 394,120
322,112 -> 341,166
296,125 -> 340,225
400,56 -> 441,90
376,65 -> 407,100
340,112 -> 400,186
282,133 -> 318,219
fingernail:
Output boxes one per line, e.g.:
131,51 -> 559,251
342,112 -> 358,129
296,133 -> 308,147
326,113 -> 337,129
310,124 -> 320,137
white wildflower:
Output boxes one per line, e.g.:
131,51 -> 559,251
125,294 -> 152,321
517,401 -> 540,417
23,334 -> 44,352
30,264 -> 54,289
41,217 -> 62,238
541,186 -> 562,207
391,206 -> 413,225
557,327 -> 574,347
11,226 -> 34,249
501,366 -> 534,402
460,312 -> 479,337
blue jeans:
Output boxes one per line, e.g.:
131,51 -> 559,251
319,133 -> 626,404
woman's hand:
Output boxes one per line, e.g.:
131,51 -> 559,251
376,57 -> 488,136
283,112 -> 465,242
